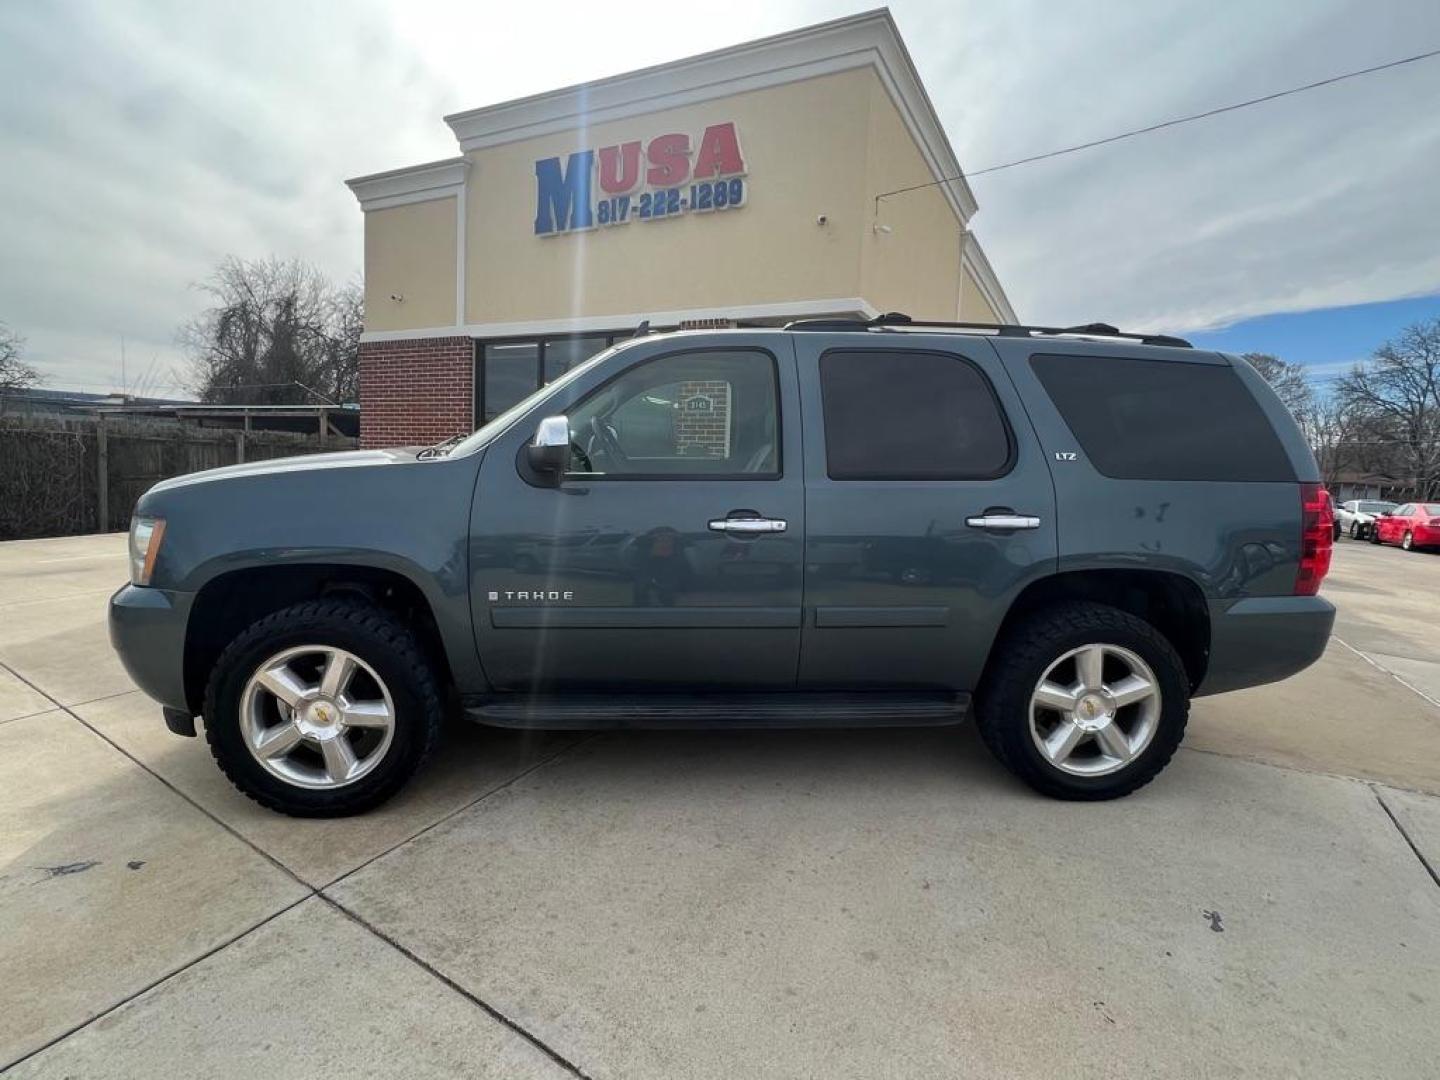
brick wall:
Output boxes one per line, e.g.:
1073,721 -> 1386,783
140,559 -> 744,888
674,379 -> 731,458
359,337 -> 473,448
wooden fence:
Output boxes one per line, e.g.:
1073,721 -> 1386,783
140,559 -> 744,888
0,415 -> 358,540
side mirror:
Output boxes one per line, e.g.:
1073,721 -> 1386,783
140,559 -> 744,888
526,415 -> 570,482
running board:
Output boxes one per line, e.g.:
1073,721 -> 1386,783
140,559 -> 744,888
465,692 -> 970,730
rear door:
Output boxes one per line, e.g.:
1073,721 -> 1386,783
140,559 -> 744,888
794,333 -> 1057,690
470,336 -> 804,691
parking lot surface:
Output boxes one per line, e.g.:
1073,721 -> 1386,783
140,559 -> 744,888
2,533 -> 1438,1077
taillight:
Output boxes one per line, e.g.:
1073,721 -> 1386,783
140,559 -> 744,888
1295,483 -> 1333,595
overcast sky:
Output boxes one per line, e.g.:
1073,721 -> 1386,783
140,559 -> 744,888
2,0 -> 1439,397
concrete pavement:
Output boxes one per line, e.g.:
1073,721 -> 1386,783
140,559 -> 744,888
1,532 -> 1437,1077
1324,538 -> 1440,704
1188,535 -> 1440,794
329,732 -> 1439,1080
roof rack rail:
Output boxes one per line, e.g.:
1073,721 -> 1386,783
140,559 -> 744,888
783,311 -> 1192,348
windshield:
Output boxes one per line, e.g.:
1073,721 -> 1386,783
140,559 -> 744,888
444,341 -> 633,457
1422,504 -> 1440,516
1358,502 -> 1397,514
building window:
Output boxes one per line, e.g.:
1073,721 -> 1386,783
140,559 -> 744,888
475,332 -> 637,428
482,342 -> 540,423
544,335 -> 611,384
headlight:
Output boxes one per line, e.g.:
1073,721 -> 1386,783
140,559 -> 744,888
128,516 -> 167,585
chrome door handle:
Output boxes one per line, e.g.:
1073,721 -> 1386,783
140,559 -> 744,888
965,514 -> 1041,530
709,517 -> 787,534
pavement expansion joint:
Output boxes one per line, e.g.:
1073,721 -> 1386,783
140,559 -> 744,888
1372,786 -> 1440,890
318,893 -> 597,1080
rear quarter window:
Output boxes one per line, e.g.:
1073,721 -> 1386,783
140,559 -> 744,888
1030,353 -> 1296,482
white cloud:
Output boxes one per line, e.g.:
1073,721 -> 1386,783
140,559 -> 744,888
2,0 -> 1438,396
912,0 -> 1440,329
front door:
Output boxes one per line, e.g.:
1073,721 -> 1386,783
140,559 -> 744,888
470,339 -> 804,691
1378,504 -> 1414,544
793,335 -> 1057,690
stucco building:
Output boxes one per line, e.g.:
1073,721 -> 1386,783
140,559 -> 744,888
346,9 -> 1015,448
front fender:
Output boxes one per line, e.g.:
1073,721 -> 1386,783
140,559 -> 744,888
135,451 -> 488,694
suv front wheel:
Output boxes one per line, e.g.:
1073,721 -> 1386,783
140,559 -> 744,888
976,602 -> 1189,800
204,599 -> 444,817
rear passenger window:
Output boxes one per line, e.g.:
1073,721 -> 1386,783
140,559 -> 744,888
819,349 -> 1012,480
1030,353 -> 1296,482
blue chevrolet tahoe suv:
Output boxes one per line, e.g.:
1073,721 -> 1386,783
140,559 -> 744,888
109,316 -> 1336,816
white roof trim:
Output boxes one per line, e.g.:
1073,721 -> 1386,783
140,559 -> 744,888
360,297 -> 880,343
962,235 -> 1018,323
441,9 -> 978,223
346,158 -> 469,211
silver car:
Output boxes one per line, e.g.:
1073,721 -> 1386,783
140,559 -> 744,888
1334,499 -> 1397,540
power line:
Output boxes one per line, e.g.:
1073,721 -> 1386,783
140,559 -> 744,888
876,46 -> 1440,207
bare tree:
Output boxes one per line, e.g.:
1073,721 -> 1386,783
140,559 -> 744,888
315,281 -> 363,405
1306,394 -> 1366,492
1241,352 -> 1314,419
0,321 -> 41,394
1333,318 -> 1440,501
181,257 -> 361,405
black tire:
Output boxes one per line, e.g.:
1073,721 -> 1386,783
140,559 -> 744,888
1370,526 -> 1382,545
975,602 -> 1189,800
1333,521 -> 1342,541
203,599 -> 443,817
1402,531 -> 1414,551
1349,522 -> 1360,540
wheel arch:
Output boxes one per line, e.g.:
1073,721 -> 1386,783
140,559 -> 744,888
183,562 -> 454,715
986,569 -> 1211,692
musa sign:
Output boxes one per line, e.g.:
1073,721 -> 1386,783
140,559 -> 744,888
534,122 -> 746,236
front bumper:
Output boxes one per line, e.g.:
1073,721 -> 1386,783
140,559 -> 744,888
108,584 -> 194,714
1195,594 -> 1336,697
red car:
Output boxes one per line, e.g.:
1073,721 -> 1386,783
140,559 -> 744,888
1370,503 -> 1440,551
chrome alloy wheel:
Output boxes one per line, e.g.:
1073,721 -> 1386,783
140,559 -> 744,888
239,645 -> 395,789
1028,643 -> 1161,777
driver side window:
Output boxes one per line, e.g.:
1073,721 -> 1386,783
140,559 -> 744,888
565,349 -> 779,478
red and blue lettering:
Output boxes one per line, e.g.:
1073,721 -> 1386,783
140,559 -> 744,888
535,123 -> 747,236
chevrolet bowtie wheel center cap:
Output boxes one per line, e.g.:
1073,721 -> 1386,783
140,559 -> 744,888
1074,693 -> 1113,731
297,697 -> 343,739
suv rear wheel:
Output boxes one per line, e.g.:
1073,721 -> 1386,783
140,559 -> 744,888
203,599 -> 443,817
976,602 -> 1189,800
